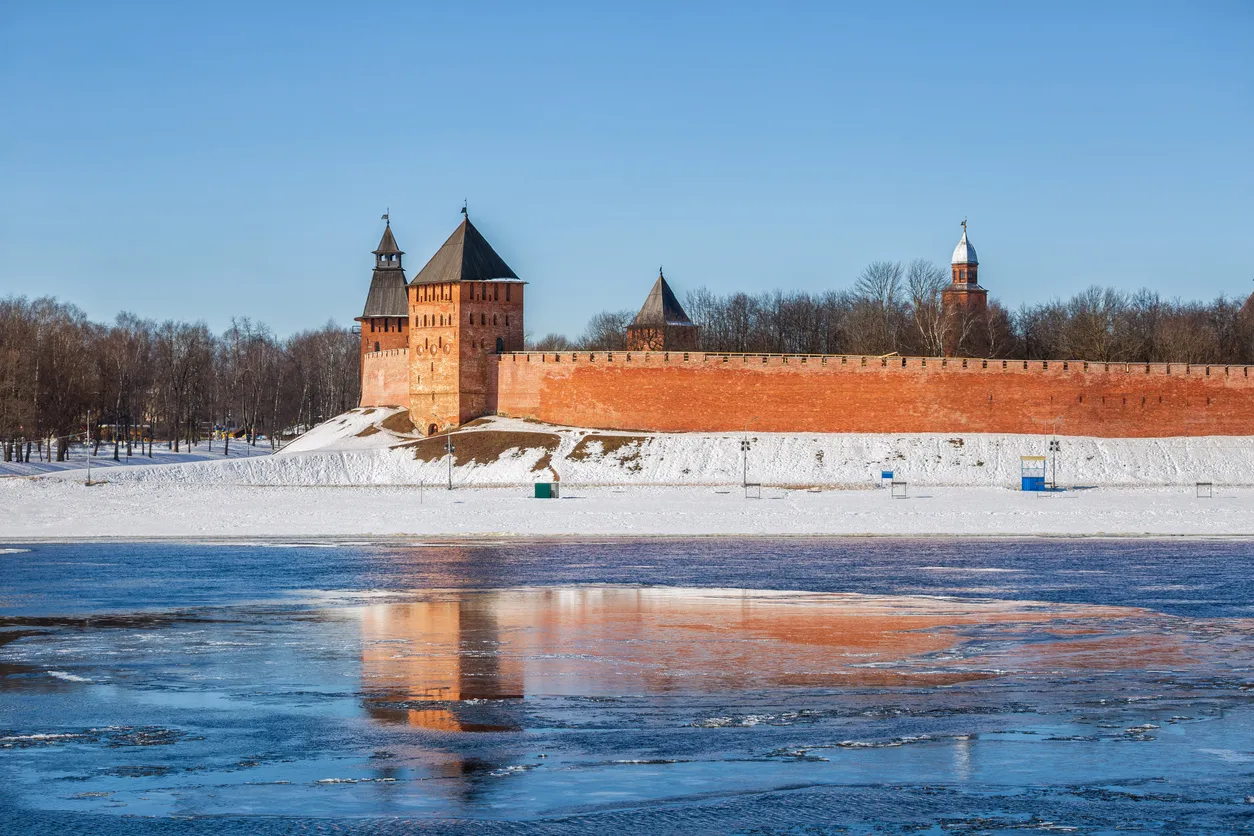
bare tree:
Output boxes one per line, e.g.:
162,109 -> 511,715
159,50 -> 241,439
905,259 -> 951,357
528,333 -> 574,351
579,310 -> 633,350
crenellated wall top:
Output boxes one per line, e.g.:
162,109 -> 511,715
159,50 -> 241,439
496,350 -> 1253,379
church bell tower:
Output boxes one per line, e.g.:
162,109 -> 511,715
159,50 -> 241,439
942,220 -> 987,317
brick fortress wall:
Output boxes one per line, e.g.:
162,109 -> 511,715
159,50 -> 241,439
490,351 -> 1254,437
360,348 -> 409,407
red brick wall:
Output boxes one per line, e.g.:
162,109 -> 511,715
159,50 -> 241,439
492,351 -> 1254,437
360,349 -> 409,407
408,280 -> 525,435
358,317 -> 409,356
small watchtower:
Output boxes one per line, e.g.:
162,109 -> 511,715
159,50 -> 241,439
408,212 -> 525,435
941,220 -> 987,318
626,269 -> 699,351
356,218 -> 409,369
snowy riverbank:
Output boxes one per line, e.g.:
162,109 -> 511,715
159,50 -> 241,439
2,480 -> 1253,540
16,407 -> 1254,490
3,408 -> 1253,539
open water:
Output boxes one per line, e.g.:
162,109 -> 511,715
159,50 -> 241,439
1,537 -> 1253,834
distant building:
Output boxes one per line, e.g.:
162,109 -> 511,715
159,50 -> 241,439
625,270 -> 699,351
941,221 -> 987,318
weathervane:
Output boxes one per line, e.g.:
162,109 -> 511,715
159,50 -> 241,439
381,207 -> 390,224
961,218 -> 967,234
461,200 -> 468,219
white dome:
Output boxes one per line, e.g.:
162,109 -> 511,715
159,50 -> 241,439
951,230 -> 978,265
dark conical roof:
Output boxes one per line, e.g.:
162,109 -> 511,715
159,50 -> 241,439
373,223 -> 404,255
361,224 -> 408,318
362,267 -> 408,317
631,272 -> 693,327
410,218 -> 520,285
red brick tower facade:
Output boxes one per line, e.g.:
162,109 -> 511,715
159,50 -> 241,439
408,215 -> 525,435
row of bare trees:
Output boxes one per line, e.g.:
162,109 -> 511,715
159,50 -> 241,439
534,260 -> 1254,365
0,296 -> 359,462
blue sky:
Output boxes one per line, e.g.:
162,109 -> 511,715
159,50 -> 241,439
1,1 -> 1251,338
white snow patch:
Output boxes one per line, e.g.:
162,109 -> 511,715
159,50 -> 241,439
29,412 -> 1254,491
4,411 -> 1254,539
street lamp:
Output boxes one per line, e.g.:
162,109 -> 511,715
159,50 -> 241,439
740,416 -> 759,488
445,432 -> 455,490
1048,438 -> 1061,489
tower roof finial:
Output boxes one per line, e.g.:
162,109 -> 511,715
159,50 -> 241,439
951,221 -> 977,265
460,200 -> 468,220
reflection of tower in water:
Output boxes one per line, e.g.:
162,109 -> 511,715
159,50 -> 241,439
360,597 -> 523,732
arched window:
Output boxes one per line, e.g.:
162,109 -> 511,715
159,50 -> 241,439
505,315 -> 510,326
373,341 -> 380,352
481,313 -> 486,325
468,313 -> 473,325
493,314 -> 498,325
496,337 -> 504,353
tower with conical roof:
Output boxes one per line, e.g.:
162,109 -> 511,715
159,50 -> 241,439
356,219 -> 410,382
626,269 -> 699,351
407,213 -> 525,435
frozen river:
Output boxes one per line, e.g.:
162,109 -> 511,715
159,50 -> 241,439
2,538 -> 1253,833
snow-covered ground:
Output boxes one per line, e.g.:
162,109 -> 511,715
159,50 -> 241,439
0,437 -> 272,478
27,408 -> 1254,489
2,407 -> 1252,539
1,480 -> 1251,539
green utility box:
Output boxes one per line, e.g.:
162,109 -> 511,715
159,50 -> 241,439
534,482 -> 560,499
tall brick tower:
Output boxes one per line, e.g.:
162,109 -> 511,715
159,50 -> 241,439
941,220 -> 987,318
355,219 -> 409,382
408,214 -> 525,436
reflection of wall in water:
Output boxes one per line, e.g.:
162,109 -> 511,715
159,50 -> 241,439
359,587 -> 1070,706
361,598 -> 523,731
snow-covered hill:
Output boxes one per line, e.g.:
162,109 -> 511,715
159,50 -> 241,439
35,407 -> 1254,488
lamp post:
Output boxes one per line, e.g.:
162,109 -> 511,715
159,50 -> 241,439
1049,438 -> 1061,489
740,416 -> 759,488
446,432 -> 455,491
